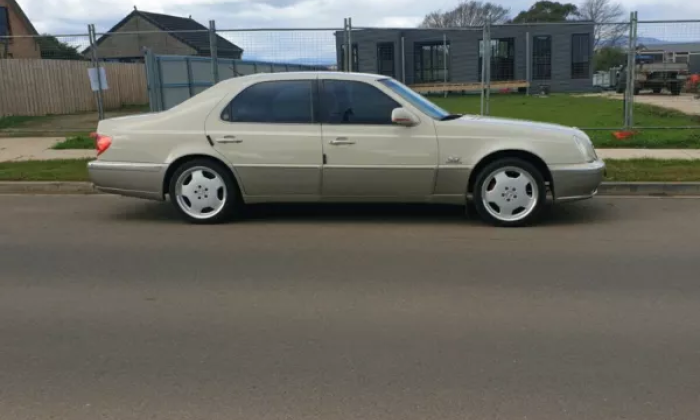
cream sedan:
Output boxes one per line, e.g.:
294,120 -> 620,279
88,71 -> 604,227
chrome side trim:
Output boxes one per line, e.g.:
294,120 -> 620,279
322,165 -> 435,170
88,161 -> 165,172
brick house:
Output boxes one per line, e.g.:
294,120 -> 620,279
0,0 -> 41,58
83,9 -> 244,62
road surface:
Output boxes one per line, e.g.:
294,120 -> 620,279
1,195 -> 699,420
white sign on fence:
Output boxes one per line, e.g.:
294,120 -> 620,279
87,67 -> 109,91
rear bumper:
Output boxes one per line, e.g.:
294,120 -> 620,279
549,159 -> 606,202
88,161 -> 166,201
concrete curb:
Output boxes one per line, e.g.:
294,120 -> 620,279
0,182 -> 97,194
598,182 -> 700,196
0,181 -> 700,197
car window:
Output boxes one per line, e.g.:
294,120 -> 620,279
222,80 -> 313,124
320,80 -> 400,125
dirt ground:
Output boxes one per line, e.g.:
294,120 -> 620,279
579,91 -> 700,116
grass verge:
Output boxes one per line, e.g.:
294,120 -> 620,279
430,94 -> 700,149
0,158 -> 700,183
52,135 -> 95,150
0,159 -> 92,181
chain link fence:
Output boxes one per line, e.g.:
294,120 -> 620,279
1,15 -> 699,143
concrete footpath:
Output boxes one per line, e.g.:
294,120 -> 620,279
2,137 -> 700,162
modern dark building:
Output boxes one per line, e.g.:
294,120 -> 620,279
335,22 -> 596,93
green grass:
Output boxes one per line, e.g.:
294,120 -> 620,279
0,116 -> 48,130
0,158 -> 699,183
0,159 -> 92,181
604,159 -> 700,182
430,94 -> 700,149
52,135 -> 95,150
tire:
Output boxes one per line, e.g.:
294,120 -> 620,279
168,158 -> 239,224
633,88 -> 641,95
616,86 -> 624,94
472,158 -> 547,227
652,88 -> 661,94
670,85 -> 681,96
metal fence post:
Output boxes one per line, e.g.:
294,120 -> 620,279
88,24 -> 105,121
348,17 -> 353,72
209,20 -> 219,85
629,11 -> 638,128
624,11 -> 638,128
525,29 -> 531,96
443,33 -> 448,98
400,35 -> 406,83
342,18 -> 348,72
480,21 -> 491,116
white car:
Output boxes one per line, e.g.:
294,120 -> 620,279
88,71 -> 604,227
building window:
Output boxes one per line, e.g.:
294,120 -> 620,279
532,35 -> 552,80
414,41 -> 449,83
377,42 -> 395,77
571,33 -> 591,79
339,44 -> 358,72
0,7 -> 10,37
479,38 -> 515,81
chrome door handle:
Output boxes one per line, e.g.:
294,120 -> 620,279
215,135 -> 242,144
329,137 -> 355,145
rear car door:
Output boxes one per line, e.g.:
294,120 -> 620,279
204,79 -> 323,197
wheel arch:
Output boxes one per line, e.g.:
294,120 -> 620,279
162,154 -> 243,201
467,149 -> 553,195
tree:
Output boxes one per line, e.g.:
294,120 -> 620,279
593,46 -> 626,71
420,1 -> 511,28
511,1 -> 579,23
35,35 -> 85,60
578,0 -> 626,48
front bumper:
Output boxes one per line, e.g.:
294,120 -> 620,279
88,160 -> 166,201
549,159 -> 606,202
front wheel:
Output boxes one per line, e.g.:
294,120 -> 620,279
472,158 -> 547,227
168,158 -> 239,224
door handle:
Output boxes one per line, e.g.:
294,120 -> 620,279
329,137 -> 355,145
215,135 -> 242,144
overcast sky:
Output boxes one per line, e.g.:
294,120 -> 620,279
17,0 -> 700,62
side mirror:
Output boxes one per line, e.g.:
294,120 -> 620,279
391,108 -> 419,127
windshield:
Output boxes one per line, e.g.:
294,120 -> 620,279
378,78 -> 451,121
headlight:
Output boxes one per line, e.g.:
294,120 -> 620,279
573,135 -> 597,162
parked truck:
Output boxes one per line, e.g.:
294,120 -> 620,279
616,55 -> 688,95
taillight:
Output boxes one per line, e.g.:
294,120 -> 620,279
90,132 -> 112,156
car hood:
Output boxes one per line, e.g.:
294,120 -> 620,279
442,114 -> 582,138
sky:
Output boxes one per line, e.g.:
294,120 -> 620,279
16,0 -> 700,63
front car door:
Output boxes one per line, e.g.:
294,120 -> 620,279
319,78 -> 439,199
204,78 -> 322,199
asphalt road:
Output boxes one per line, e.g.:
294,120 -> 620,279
1,195 -> 700,420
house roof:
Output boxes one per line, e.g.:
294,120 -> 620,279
92,10 -> 243,55
640,42 -> 700,54
4,0 -> 39,35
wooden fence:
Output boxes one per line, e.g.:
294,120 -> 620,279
0,59 -> 149,117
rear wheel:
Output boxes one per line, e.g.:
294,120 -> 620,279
473,158 -> 547,227
652,88 -> 662,94
670,84 -> 681,95
168,158 -> 239,224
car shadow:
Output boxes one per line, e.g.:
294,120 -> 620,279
108,198 -> 615,227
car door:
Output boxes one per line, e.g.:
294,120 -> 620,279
319,78 -> 438,198
204,79 -> 323,197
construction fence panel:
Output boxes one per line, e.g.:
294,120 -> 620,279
633,19 -> 700,129
145,28 -> 340,111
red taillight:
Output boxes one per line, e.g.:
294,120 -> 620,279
91,132 -> 112,156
